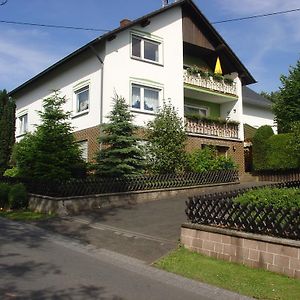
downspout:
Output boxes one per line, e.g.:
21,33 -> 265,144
89,45 -> 104,150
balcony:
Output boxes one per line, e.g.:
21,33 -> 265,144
185,117 -> 239,140
183,69 -> 238,97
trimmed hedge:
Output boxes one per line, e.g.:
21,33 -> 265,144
234,187 -> 300,209
252,125 -> 274,171
267,134 -> 298,170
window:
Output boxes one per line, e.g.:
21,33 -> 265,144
184,105 -> 209,117
75,86 -> 89,113
131,84 -> 160,113
131,34 -> 160,63
78,140 -> 88,162
19,113 -> 28,135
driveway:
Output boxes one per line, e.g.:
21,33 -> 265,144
37,182 -> 269,263
1,218 -> 251,300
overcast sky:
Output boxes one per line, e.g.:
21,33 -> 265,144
0,0 -> 299,93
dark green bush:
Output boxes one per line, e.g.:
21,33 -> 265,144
187,147 -> 237,173
0,183 -> 10,208
252,125 -> 274,171
8,183 -> 28,210
267,134 -> 298,170
234,187 -> 300,209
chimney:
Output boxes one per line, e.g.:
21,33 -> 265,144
120,19 -> 131,28
162,0 -> 168,7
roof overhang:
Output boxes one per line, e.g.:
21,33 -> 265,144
9,0 -> 255,97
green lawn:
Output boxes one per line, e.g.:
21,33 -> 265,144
0,210 -> 54,221
155,246 -> 300,300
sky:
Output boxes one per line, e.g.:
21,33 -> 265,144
0,0 -> 299,93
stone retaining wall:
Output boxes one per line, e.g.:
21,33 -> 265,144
29,182 -> 238,216
181,223 -> 300,279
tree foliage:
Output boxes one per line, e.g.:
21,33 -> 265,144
187,147 -> 237,173
95,94 -> 144,177
14,91 -> 85,180
272,59 -> 300,133
146,101 -> 187,174
0,89 -> 15,175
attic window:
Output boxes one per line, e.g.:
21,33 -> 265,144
131,34 -> 161,64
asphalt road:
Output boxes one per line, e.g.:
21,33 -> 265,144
0,218 -> 250,300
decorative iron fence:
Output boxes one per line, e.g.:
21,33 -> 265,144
185,181 -> 300,240
0,169 -> 239,198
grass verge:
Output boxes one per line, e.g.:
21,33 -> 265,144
155,246 -> 300,300
0,210 -> 54,221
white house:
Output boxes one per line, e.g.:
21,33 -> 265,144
10,0 -> 262,173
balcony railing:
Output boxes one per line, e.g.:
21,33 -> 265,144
183,70 -> 238,97
185,117 -> 239,139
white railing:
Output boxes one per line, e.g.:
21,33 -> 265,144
185,117 -> 239,139
183,70 -> 238,96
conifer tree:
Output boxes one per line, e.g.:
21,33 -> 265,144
0,89 -> 15,175
95,94 -> 144,177
14,91 -> 85,180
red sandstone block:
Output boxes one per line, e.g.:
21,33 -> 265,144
259,252 -> 274,264
223,244 -> 236,256
290,258 -> 300,270
243,239 -> 258,250
209,232 -> 222,243
214,242 -> 223,253
196,231 -> 210,240
181,236 -> 192,247
192,238 -> 203,249
267,243 -> 296,256
249,249 -> 259,261
267,264 -> 284,274
236,247 -> 250,259
218,253 -> 231,262
257,241 -> 267,252
274,255 -> 290,268
221,235 -> 231,245
202,240 -> 215,251
295,270 -> 300,279
283,268 -> 295,278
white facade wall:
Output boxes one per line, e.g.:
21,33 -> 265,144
103,7 -> 184,127
15,50 -> 104,141
243,104 -> 277,133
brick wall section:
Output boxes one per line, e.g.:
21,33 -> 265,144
181,224 -> 300,279
74,125 -> 100,162
186,134 -> 245,174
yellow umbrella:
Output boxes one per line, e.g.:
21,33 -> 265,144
214,57 -> 223,75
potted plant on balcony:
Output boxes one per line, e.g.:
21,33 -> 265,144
212,73 -> 224,82
224,77 -> 234,85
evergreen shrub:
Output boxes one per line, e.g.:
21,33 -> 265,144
8,183 -> 28,210
0,183 -> 10,208
252,125 -> 274,170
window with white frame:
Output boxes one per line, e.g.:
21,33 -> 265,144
131,84 -> 160,113
18,113 -> 28,135
131,34 -> 161,63
77,140 -> 88,162
184,105 -> 209,117
75,86 -> 89,113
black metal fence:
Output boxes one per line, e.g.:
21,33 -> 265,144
185,181 -> 300,240
0,169 -> 239,197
